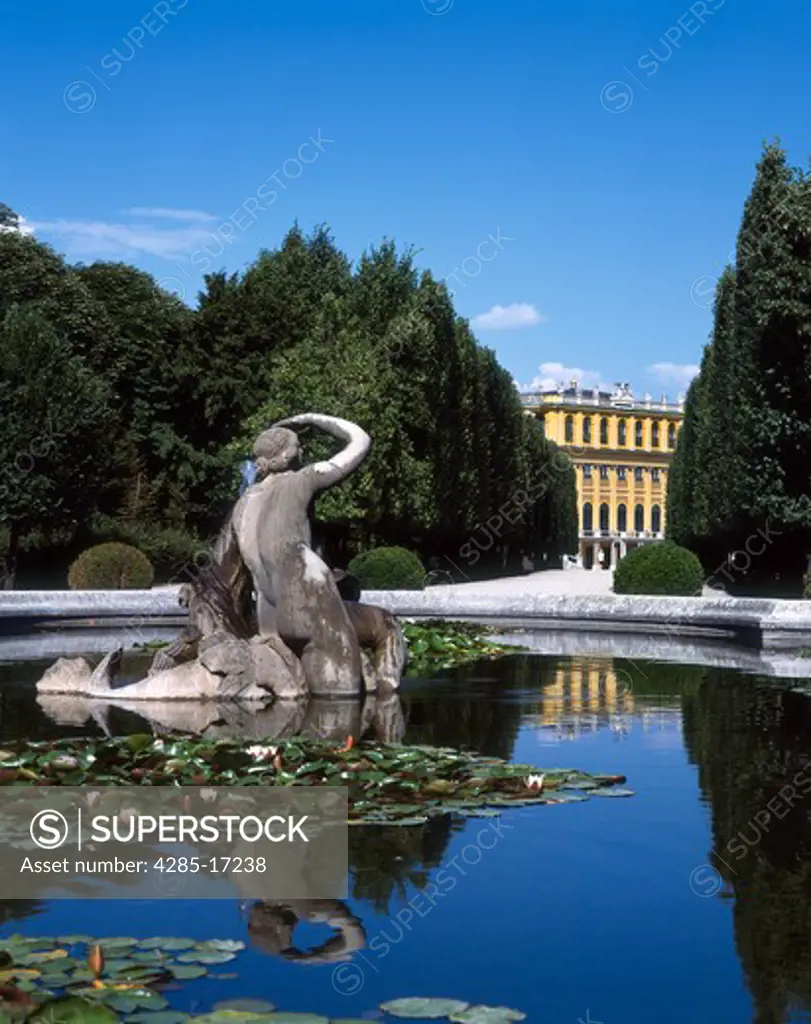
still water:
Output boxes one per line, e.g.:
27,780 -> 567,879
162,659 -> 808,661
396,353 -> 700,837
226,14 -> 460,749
1,652 -> 810,1024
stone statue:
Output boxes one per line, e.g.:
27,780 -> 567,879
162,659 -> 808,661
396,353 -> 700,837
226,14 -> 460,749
35,413 -> 408,705
229,414 -> 371,695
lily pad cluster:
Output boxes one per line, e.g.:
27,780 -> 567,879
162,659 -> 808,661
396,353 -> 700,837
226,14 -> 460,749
0,934 -> 246,1021
381,998 -> 525,1022
402,622 -> 520,676
0,936 -> 526,1024
0,736 -> 631,824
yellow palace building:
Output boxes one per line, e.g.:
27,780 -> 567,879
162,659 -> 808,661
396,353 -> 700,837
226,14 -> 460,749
520,380 -> 684,569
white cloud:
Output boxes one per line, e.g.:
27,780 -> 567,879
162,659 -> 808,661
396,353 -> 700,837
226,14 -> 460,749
126,207 -> 217,223
471,303 -> 546,330
29,217 -> 217,260
0,215 -> 34,237
647,362 -> 700,387
521,361 -> 606,393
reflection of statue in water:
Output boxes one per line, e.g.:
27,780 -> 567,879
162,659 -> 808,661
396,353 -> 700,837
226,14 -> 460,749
245,899 -> 365,963
35,414 -> 407,702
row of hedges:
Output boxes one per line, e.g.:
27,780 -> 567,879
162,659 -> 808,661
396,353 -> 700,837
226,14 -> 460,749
65,539 -> 708,597
64,543 -> 428,592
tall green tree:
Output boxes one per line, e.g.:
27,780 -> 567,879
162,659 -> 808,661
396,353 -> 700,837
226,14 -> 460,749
0,306 -> 111,585
668,144 -> 811,588
75,262 -> 201,525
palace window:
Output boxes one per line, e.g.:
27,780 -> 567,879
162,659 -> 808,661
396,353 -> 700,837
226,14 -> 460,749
582,417 -> 592,444
582,502 -> 593,532
651,468 -> 660,483
582,464 -> 592,479
565,415 -> 574,443
599,503 -> 610,532
600,417 -> 609,445
634,504 -> 645,532
652,422 -> 660,448
668,422 -> 676,448
599,465 -> 609,480
635,420 -> 644,447
634,467 -> 644,482
617,466 -> 626,481
652,504 -> 662,533
618,419 -> 627,446
617,503 -> 627,532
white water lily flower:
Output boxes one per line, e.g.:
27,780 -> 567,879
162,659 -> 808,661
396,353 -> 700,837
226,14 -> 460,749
52,755 -> 78,769
524,773 -> 545,791
153,739 -> 165,750
246,744 -> 277,761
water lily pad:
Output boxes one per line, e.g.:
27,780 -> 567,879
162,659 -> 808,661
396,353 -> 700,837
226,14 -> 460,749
138,937 -> 197,951
213,1000 -> 276,1013
191,1013 -> 293,1024
37,972 -> 74,988
115,989 -> 170,1010
590,788 -> 635,798
69,968 -> 95,982
200,940 -> 245,953
262,1016 -> 328,1024
29,996 -> 119,1023
127,1014 -> 191,1024
17,949 -> 69,965
380,998 -> 470,1019
0,967 -> 41,981
170,964 -> 208,979
177,951 -> 236,964
103,993 -> 143,1014
99,937 -> 138,950
114,964 -> 166,980
449,1007 -> 527,1023
103,958 -> 141,975
125,734 -> 154,753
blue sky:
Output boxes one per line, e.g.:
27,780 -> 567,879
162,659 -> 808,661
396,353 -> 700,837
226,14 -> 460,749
3,0 -> 810,399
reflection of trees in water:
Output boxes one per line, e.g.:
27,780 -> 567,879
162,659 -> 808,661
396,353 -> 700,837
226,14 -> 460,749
341,654 -> 556,915
0,900 -> 45,925
682,670 -> 811,1024
403,655 -> 556,759
348,814 -> 463,915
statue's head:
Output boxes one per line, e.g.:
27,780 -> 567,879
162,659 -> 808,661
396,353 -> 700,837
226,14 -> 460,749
252,427 -> 301,475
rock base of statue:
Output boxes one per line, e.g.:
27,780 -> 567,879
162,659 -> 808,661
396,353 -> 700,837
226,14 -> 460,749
35,575 -> 407,704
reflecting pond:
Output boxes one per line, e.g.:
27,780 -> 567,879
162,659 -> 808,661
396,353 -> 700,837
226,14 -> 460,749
1,650 -> 811,1023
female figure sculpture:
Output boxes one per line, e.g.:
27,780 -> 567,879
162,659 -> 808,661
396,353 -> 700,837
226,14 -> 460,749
230,414 -> 371,696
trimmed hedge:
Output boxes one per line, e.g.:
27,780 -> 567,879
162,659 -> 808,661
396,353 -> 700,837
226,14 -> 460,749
613,541 -> 704,596
348,546 -> 425,591
68,542 -> 154,590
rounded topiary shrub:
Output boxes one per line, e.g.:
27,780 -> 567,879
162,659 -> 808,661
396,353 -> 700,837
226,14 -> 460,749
68,542 -> 154,590
347,546 -> 425,591
613,541 -> 704,597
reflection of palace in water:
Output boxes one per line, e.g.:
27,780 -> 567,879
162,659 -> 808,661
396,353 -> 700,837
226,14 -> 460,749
532,658 -> 681,740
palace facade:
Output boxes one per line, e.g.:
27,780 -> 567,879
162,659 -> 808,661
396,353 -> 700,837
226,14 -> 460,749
520,381 -> 684,569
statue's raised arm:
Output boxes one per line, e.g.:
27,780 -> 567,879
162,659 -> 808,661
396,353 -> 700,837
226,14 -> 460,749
271,413 -> 371,492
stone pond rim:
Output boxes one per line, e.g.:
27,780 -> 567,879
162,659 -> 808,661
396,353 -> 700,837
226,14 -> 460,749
2,588 -> 811,649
